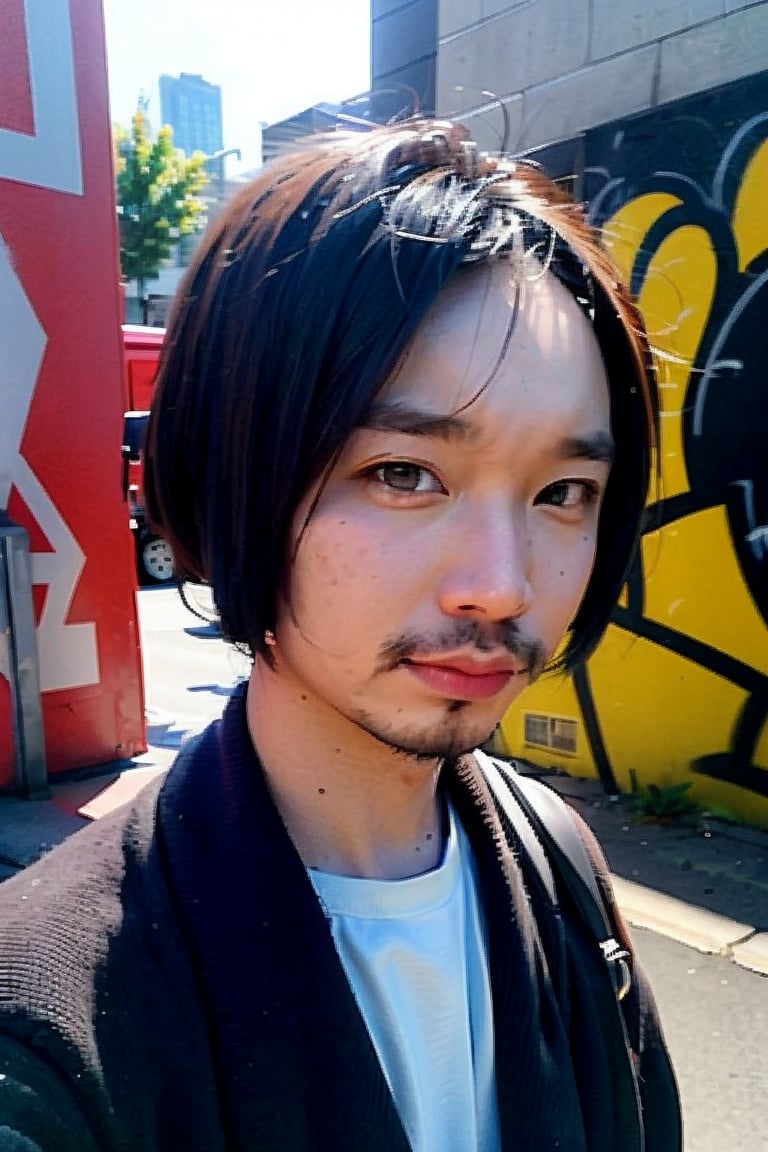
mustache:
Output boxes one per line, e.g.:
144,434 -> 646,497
375,620 -> 547,679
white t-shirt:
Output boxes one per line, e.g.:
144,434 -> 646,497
308,804 -> 501,1152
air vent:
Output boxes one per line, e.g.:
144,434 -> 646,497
523,713 -> 578,755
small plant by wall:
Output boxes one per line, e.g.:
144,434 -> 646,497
628,770 -> 699,826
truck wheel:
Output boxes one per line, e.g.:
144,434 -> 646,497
137,530 -> 175,585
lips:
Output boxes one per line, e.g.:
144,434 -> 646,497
401,652 -> 528,701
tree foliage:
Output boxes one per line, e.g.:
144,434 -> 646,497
113,107 -> 209,303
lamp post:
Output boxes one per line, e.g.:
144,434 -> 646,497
200,147 -> 242,228
202,146 -> 242,182
173,148 -> 242,273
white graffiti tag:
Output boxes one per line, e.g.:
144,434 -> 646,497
0,0 -> 82,195
0,238 -> 98,691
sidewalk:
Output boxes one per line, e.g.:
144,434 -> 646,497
1,743 -> 767,976
531,767 -> 768,977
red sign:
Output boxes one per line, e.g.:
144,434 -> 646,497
0,0 -> 145,781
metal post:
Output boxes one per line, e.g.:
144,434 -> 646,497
0,512 -> 48,797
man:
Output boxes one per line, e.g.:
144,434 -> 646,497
0,121 -> 681,1150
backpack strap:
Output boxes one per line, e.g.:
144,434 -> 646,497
475,750 -> 632,1001
476,751 -> 646,1151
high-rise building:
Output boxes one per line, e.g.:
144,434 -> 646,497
159,72 -> 223,171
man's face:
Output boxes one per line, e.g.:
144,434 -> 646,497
272,262 -> 613,759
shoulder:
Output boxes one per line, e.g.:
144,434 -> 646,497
0,770 -> 163,934
0,767 -> 176,1025
0,1033 -> 99,1151
0,776 -> 169,1145
0,772 -> 168,1013
0,724 -> 217,952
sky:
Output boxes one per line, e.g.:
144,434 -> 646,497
102,0 -> 372,173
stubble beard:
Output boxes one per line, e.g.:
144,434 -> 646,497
355,618 -> 546,761
351,699 -> 498,763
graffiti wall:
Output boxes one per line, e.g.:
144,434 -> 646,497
499,72 -> 768,827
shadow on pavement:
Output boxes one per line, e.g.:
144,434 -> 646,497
529,767 -> 768,932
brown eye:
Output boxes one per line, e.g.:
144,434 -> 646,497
535,480 -> 599,508
375,463 -> 445,493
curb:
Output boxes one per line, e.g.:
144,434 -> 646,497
612,874 -> 768,976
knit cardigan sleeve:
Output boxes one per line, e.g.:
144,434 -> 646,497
0,1034 -> 99,1151
0,772 -> 224,1152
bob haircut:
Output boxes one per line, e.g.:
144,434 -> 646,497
145,119 -> 656,672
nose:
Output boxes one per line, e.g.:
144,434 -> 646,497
437,504 -> 533,622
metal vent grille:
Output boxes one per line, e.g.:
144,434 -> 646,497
523,713 -> 578,754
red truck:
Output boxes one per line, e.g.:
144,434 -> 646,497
121,325 -> 175,584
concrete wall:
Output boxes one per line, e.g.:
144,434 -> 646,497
437,0 -> 768,153
372,0 -> 438,116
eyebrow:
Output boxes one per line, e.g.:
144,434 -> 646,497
559,432 -> 616,463
357,401 -> 479,443
359,401 -> 616,463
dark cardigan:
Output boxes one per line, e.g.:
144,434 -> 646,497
0,688 -> 681,1151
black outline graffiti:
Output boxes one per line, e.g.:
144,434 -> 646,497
572,663 -> 616,793
577,105 -> 768,800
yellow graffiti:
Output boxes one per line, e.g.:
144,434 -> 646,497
640,506 -> 768,676
604,200 -> 718,497
642,226 -> 717,497
500,131 -> 768,827
584,631 -> 747,797
601,193 -> 681,282
733,137 -> 768,271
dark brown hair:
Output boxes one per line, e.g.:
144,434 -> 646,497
145,119 -> 656,670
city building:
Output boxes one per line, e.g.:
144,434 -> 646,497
120,75 -> 241,324
260,96 -> 401,167
261,103 -> 344,167
159,72 -> 224,172
371,0 -> 768,828
371,0 -> 436,117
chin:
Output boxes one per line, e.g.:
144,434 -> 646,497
356,704 -> 498,762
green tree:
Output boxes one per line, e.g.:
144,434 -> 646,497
113,106 -> 209,318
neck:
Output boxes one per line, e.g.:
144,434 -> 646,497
246,658 -> 445,880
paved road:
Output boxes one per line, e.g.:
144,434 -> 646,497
634,927 -> 768,1152
139,587 -> 768,1151
139,584 -> 246,747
